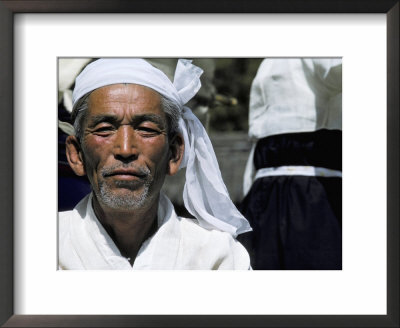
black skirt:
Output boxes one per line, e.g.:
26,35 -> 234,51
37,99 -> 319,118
238,129 -> 342,270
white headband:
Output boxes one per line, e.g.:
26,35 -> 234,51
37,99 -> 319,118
72,58 -> 251,237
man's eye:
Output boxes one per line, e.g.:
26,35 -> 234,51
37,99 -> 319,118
137,126 -> 161,136
94,126 -> 114,135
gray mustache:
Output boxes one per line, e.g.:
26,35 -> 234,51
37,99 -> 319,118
100,164 -> 151,178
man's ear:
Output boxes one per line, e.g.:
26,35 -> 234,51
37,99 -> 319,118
167,133 -> 184,176
66,135 -> 86,176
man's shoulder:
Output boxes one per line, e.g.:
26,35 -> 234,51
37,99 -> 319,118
59,194 -> 90,220
176,216 -> 250,269
58,209 -> 75,229
178,216 -> 231,239
58,194 -> 91,237
58,209 -> 73,219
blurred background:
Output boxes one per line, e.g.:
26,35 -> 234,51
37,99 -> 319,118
58,58 -> 264,214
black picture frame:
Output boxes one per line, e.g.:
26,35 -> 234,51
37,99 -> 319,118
0,1 -> 398,327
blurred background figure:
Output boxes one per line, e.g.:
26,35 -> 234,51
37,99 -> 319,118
238,58 -> 342,270
58,58 -> 92,211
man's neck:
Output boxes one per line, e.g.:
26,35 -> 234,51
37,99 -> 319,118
91,194 -> 159,265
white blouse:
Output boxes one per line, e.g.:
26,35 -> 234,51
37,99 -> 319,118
243,58 -> 342,195
248,58 -> 342,140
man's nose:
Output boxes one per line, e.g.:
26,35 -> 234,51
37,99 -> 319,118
113,125 -> 138,161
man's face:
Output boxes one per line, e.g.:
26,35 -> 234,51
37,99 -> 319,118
79,83 -> 172,210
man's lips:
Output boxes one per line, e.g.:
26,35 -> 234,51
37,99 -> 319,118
104,169 -> 146,179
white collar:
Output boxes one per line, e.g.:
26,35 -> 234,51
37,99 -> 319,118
69,192 -> 181,270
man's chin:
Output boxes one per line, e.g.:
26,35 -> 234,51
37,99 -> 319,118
97,185 -> 151,210
113,179 -> 146,190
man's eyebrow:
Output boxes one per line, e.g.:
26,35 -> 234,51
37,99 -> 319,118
87,114 -> 166,128
87,115 -> 120,127
134,114 -> 166,127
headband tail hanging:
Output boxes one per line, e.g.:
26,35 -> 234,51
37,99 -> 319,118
180,107 -> 252,237
174,59 -> 251,237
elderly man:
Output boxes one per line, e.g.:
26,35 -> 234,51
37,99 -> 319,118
59,58 -> 251,270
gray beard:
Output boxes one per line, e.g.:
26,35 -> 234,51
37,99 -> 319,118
97,180 -> 151,210
96,165 -> 153,210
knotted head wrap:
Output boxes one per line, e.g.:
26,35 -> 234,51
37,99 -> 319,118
72,58 -> 251,237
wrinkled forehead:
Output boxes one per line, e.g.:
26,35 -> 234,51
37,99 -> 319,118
88,83 -> 162,108
86,84 -> 166,121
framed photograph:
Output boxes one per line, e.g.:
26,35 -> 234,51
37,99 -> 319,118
1,1 -> 398,327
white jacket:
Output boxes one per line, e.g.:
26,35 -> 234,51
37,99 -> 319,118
59,192 -> 250,270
